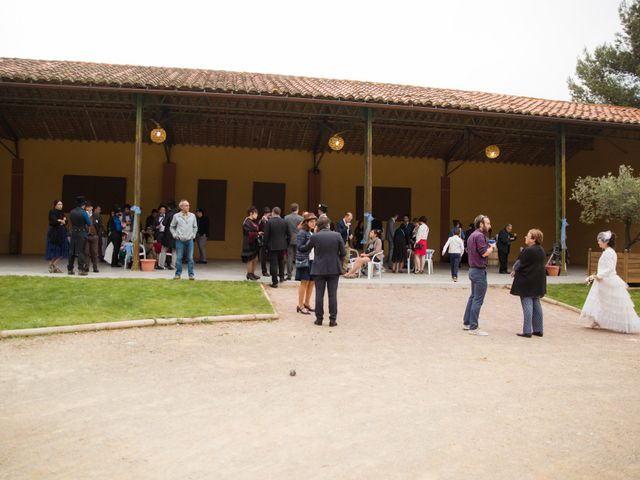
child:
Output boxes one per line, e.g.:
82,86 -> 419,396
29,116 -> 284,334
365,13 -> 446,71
442,227 -> 465,281
118,232 -> 134,268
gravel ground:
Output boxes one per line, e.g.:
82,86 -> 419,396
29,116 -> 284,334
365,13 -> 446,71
1,285 -> 639,480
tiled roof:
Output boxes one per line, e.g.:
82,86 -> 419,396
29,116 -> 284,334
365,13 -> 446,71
2,57 -> 640,126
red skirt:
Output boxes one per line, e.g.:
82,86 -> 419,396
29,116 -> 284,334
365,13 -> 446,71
414,239 -> 427,255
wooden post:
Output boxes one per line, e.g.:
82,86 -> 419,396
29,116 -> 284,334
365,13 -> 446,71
131,95 -> 143,271
439,175 -> 451,259
307,168 -> 321,213
9,144 -> 23,254
162,161 -> 176,202
363,108 -> 373,217
555,124 -> 567,273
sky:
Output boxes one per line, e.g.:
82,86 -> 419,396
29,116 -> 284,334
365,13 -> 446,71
0,0 -> 624,101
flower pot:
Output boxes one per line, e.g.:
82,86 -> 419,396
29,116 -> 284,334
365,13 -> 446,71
140,259 -> 156,272
546,265 -> 560,276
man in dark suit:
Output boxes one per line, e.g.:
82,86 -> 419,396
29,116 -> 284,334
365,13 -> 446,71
264,206 -> 290,288
299,216 -> 346,327
497,223 -> 517,273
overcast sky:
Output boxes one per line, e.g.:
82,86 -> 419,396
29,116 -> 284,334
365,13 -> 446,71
0,0 -> 623,101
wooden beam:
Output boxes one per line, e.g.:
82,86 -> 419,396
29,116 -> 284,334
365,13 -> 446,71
131,94 -> 143,271
364,108 -> 373,217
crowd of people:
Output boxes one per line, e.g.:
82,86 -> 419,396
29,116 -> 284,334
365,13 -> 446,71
46,197 -> 209,279
46,198 -> 639,335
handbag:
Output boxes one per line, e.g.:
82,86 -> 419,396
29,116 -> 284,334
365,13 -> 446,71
295,257 -> 309,268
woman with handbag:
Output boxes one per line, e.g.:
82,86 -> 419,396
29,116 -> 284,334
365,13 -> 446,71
241,206 -> 261,280
46,199 -> 69,273
510,229 -> 547,337
295,213 -> 317,314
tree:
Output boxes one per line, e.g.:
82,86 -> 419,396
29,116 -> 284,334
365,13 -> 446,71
568,0 -> 640,107
571,165 -> 640,250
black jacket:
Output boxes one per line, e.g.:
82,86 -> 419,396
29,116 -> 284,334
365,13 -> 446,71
510,244 -> 547,298
497,229 -> 515,253
197,216 -> 210,237
264,215 -> 290,251
299,228 -> 346,276
335,219 -> 350,243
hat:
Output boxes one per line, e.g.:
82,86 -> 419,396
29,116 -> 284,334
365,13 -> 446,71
318,203 -> 328,213
303,212 -> 317,222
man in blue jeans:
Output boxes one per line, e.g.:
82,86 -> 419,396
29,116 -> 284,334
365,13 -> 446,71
463,214 -> 495,336
170,199 -> 198,280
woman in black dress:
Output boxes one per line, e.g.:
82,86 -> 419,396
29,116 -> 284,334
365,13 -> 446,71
295,212 -> 317,314
241,206 -> 261,280
45,199 -> 68,273
391,223 -> 408,273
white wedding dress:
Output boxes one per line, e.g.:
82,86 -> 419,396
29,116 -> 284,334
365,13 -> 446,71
580,247 -> 640,333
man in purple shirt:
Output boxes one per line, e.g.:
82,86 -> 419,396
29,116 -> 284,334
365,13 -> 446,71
463,214 -> 495,335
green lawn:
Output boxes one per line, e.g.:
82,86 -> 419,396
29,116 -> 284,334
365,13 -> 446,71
0,276 -> 273,330
546,283 -> 640,313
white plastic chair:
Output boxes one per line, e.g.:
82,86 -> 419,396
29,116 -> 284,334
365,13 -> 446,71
367,251 -> 384,279
425,249 -> 434,275
347,248 -> 362,277
406,246 -> 413,275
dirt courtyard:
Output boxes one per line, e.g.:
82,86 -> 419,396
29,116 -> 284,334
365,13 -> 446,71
1,285 -> 639,480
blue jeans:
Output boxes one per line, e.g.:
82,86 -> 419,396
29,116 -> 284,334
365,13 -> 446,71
520,297 -> 543,334
449,253 -> 461,278
463,267 -> 487,330
175,239 -> 194,277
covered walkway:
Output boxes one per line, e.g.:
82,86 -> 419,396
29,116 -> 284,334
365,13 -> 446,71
0,255 -> 587,287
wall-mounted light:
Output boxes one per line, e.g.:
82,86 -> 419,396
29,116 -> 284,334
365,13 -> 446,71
328,134 -> 345,151
485,144 -> 500,159
150,124 -> 167,144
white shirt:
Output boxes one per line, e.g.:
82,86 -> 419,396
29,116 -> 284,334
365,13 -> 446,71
415,224 -> 429,242
442,235 -> 465,256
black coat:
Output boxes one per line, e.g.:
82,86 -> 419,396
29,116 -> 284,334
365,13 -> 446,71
162,210 -> 177,248
299,228 -> 346,276
264,216 -> 290,251
510,244 -> 547,298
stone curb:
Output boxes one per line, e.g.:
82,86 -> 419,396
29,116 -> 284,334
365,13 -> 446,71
500,284 -> 583,314
540,296 -> 582,314
1,313 -> 279,339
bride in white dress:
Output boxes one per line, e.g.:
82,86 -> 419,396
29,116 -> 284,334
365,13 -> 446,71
581,231 -> 640,333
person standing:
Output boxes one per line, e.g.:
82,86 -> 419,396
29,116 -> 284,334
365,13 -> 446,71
159,201 -> 177,270
264,206 -> 290,288
581,231 -> 640,333
258,207 -> 272,276
441,227 -> 464,281
195,208 -> 209,264
170,199 -> 198,280
67,196 -> 91,275
107,206 -> 123,267
391,219 -> 409,273
241,206 -> 261,280
93,205 -> 106,262
463,214 -> 495,336
413,216 -> 429,274
299,216 -> 345,327
46,199 -> 68,273
511,229 -> 547,337
497,223 -> 517,273
295,212 -> 317,314
284,203 -> 303,280
83,202 -> 100,273
122,204 -> 133,241
335,212 -> 353,271
386,213 -> 398,269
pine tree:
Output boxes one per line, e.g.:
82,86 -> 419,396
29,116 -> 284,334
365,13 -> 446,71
568,0 -> 640,107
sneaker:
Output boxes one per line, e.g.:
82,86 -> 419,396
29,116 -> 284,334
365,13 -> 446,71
468,329 -> 489,336
173,275 -> 181,280
189,275 -> 195,281
462,325 -> 470,330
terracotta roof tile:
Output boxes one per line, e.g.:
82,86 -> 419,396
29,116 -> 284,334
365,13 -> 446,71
2,57 -> 640,126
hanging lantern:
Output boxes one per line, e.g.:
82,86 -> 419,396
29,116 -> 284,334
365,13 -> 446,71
150,127 -> 167,144
328,134 -> 345,151
485,144 -> 500,159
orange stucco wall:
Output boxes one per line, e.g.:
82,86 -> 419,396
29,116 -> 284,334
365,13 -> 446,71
5,135 -> 640,264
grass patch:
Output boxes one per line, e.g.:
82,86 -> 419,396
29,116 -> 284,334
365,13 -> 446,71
0,276 -> 273,330
546,283 -> 640,313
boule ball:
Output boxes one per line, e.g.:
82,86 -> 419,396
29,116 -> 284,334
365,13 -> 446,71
289,369 -> 296,376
